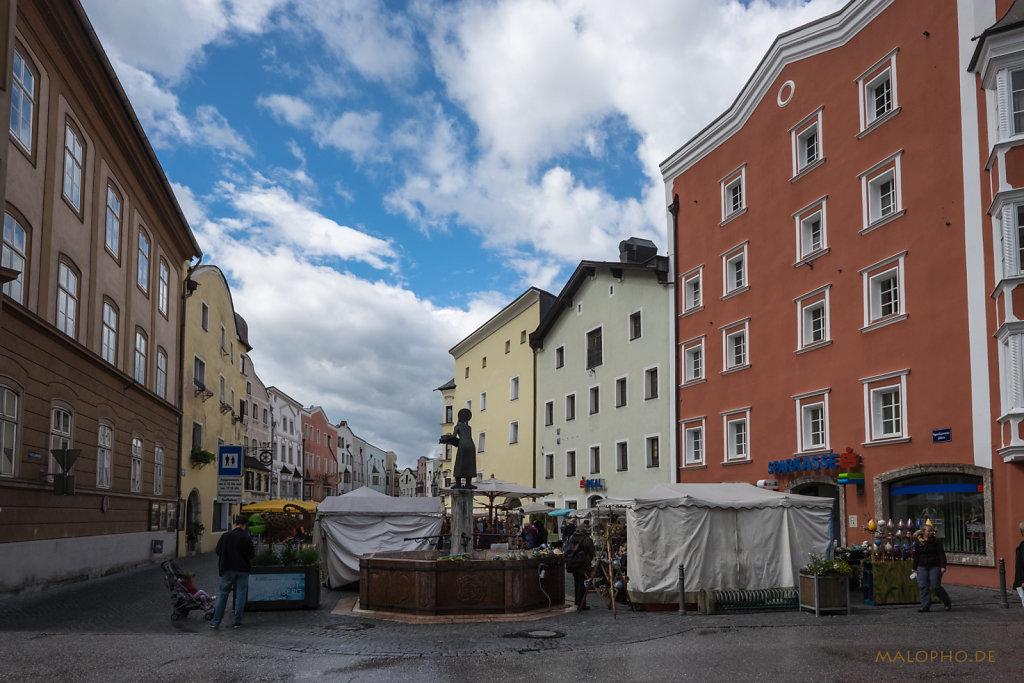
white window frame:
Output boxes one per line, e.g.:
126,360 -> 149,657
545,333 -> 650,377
644,365 -> 659,400
193,355 -> 206,389
589,444 -> 601,474
62,123 -> 83,211
104,185 -> 121,257
794,390 -> 830,454
509,420 -> 519,444
858,151 -> 904,232
49,406 -> 72,477
543,452 -> 554,479
795,285 -> 831,351
555,346 -> 565,369
565,449 -> 577,477
790,106 -> 824,177
857,49 -> 899,134
722,242 -> 749,296
723,409 -> 751,462
999,328 -> 1024,416
134,330 -> 147,384
56,261 -> 78,339
645,434 -> 660,468
137,229 -> 150,292
158,260 -> 169,316
2,213 -> 27,304
860,252 -> 907,330
509,375 -> 520,401
101,301 -> 118,365
130,436 -> 143,492
628,309 -> 642,341
153,444 -> 164,495
589,384 -> 600,415
615,439 -> 629,472
720,164 -> 746,223
156,349 -> 167,399
478,431 -> 486,453
721,319 -> 750,372
565,393 -> 576,421
544,400 -> 554,426
10,49 -> 35,153
683,419 -> 705,466
614,375 -> 628,408
480,391 -> 487,412
682,336 -> 705,384
681,266 -> 703,313
1,386 -> 18,478
861,370 -> 909,444
793,196 -> 828,262
585,326 -> 603,369
96,423 -> 112,489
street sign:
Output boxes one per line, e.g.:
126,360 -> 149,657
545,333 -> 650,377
218,445 -> 243,476
217,475 -> 243,503
932,428 -> 951,443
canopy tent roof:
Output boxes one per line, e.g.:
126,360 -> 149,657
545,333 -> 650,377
440,478 -> 553,522
241,499 -> 318,514
318,486 -> 444,515
600,482 -> 835,510
518,501 -> 555,515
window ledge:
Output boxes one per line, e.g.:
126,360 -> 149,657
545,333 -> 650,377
720,207 -> 748,227
722,285 -> 749,301
862,436 -> 911,448
722,458 -> 752,466
796,339 -> 833,355
645,463 -> 661,469
681,378 -> 707,387
681,463 -> 706,470
679,305 -> 705,319
644,395 -> 659,401
790,157 -> 826,183
998,445 -> 1024,463
996,408 -> 1024,423
857,106 -> 901,139
793,447 -> 831,457
721,364 -> 750,376
860,209 -> 906,235
860,313 -> 908,333
794,247 -> 830,268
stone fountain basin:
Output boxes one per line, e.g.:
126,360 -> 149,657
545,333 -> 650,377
359,550 -> 565,615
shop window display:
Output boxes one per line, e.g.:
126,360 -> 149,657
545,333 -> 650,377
888,473 -> 985,555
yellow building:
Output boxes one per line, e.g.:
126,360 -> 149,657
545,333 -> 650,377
447,288 -> 555,486
178,265 -> 251,554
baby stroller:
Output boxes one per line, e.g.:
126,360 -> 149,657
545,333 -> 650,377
161,560 -> 215,622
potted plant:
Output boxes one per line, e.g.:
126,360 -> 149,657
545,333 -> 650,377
190,445 -> 216,468
247,544 -> 321,610
799,553 -> 852,616
185,521 -> 204,551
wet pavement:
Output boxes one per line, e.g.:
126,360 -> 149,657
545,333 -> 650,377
0,552 -> 1021,681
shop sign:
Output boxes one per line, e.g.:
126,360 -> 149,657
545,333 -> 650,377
579,477 -> 605,491
768,450 -> 860,475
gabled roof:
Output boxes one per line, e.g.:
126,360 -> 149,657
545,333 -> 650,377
969,0 -> 1024,72
448,287 -> 556,357
435,378 -> 456,391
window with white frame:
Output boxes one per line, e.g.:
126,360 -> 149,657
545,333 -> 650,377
2,213 -> 26,304
796,286 -> 831,349
724,411 -> 750,461
505,340 -> 511,354
478,432 -> 486,453
101,301 -> 118,365
629,310 -> 642,341
510,376 -> 519,401
683,422 -> 704,465
555,346 -> 565,368
193,356 -> 206,389
795,391 -> 830,453
544,452 -> 554,479
682,338 -> 704,383
56,261 -> 78,338
544,400 -> 554,426
219,375 -> 225,403
201,302 -> 209,331
137,230 -> 150,291
566,393 -> 576,421
862,370 -> 909,443
156,349 -> 167,399
1012,69 -> 1024,135
721,165 -> 746,221
644,366 -> 659,399
104,186 -> 121,257
861,253 -> 906,328
722,320 -> 749,371
480,391 -> 487,411
566,449 -> 577,477
999,331 -> 1024,414
1,386 -> 17,477
10,50 -> 35,153
589,445 -> 601,474
96,424 -> 112,489
682,268 -> 702,312
158,260 -> 169,316
645,435 -> 660,468
153,445 -> 164,495
509,420 -> 519,444
859,152 -> 903,230
63,123 -> 83,211
857,50 -> 898,132
49,406 -> 72,477
589,385 -> 600,414
134,330 -> 147,384
791,107 -> 824,176
130,436 -> 142,492
794,198 -> 828,261
615,377 -> 627,408
722,243 -> 748,295
586,327 -> 603,369
616,440 -> 628,471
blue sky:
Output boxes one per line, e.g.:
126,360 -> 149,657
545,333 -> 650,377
79,0 -> 843,468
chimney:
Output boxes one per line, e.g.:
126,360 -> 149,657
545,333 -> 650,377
618,237 -> 658,264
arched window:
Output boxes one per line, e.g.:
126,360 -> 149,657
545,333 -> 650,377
101,300 -> 118,365
56,260 -> 78,338
2,213 -> 27,303
10,48 -> 35,153
62,121 -> 84,212
104,184 -> 122,257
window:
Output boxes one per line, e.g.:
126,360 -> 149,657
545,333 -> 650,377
481,356 -> 486,368
134,330 -> 147,384
480,392 -> 487,411
1,387 -> 18,477
544,452 -> 554,479
889,473 -> 986,555
49,407 -> 72,477
478,432 -> 486,453
10,49 -> 35,152
96,424 -> 112,489
193,356 -> 206,389
802,403 -> 827,451
722,320 -> 749,371
645,435 -> 660,468
644,367 -> 659,399
589,445 -> 601,474
589,385 -> 600,415
56,261 -> 78,338
220,325 -> 226,352
797,123 -> 818,169
682,337 -> 704,383
219,375 -> 225,403
63,123 -> 84,211
201,302 -> 209,331
137,230 -> 150,291
509,376 -> 519,401
1,213 -> 26,304
1012,69 -> 1024,135
794,198 -> 828,261
586,327 -> 603,369
153,445 -> 164,495
721,165 -> 746,221
790,107 -> 824,177
862,253 -> 907,329
509,421 -> 519,444
615,377 -> 627,408
859,151 -> 903,231
505,340 -> 511,354
444,405 -> 453,424
682,268 -> 702,312
192,422 -> 202,449
544,400 -> 554,426
616,441 -> 628,471
629,310 -> 642,340
724,412 -> 750,462
158,260 -> 169,315
566,393 -> 576,421
464,367 -> 469,379
857,50 -> 898,133
555,346 -> 565,368
862,370 -> 909,443
521,330 -> 527,344
156,349 -> 167,399
722,243 -> 748,295
566,449 -> 577,477
101,301 -> 118,365
684,423 -> 704,465
796,286 -> 831,350
105,186 -> 121,256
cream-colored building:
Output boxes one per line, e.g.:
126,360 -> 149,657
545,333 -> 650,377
179,265 -> 251,554
447,288 -> 555,486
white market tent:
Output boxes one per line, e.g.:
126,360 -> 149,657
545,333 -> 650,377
315,487 -> 444,586
615,483 -> 833,603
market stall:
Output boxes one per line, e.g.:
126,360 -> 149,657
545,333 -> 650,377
618,483 -> 833,604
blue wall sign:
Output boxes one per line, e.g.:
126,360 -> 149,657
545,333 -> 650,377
218,445 -> 243,477
932,429 -> 951,443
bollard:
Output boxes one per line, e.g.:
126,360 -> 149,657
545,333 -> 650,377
998,558 -> 1009,608
679,564 -> 687,615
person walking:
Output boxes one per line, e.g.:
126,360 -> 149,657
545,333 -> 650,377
911,521 -> 951,613
210,513 -> 255,629
1014,521 -> 1024,607
564,522 -> 595,611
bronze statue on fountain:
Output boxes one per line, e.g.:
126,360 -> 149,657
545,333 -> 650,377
439,408 -> 476,489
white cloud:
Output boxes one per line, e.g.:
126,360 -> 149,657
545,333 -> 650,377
258,94 -> 317,128
316,111 -> 385,163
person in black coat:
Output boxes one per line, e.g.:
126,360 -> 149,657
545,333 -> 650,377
1014,521 -> 1024,607
911,522 -> 952,613
210,514 -> 255,629
565,523 -> 596,611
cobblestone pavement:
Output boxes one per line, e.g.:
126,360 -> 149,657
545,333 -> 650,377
0,553 -> 1022,682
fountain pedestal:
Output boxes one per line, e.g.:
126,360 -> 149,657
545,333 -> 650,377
450,488 -> 474,555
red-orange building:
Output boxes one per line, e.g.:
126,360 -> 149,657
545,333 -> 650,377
300,406 -> 337,501
663,0 -> 1024,587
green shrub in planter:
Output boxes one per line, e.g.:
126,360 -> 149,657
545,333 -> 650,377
252,546 -> 280,567
297,547 -> 319,566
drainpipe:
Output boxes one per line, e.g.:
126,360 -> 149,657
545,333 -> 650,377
176,257 -> 201,557
667,195 -> 680,482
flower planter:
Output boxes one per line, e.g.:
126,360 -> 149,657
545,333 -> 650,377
246,565 -> 320,610
799,572 -> 850,616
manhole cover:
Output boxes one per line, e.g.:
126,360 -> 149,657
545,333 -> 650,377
327,622 -> 375,632
504,629 -> 565,639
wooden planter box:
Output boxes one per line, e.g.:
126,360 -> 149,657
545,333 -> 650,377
799,573 -> 850,616
246,565 -> 320,610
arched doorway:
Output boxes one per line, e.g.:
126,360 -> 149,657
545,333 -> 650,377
789,477 -> 843,547
185,489 -> 202,553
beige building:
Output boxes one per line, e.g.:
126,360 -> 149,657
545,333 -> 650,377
447,288 -> 555,486
179,265 -> 250,553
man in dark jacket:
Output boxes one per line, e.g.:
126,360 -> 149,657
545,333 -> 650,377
565,522 -> 596,611
911,521 -> 951,613
1014,521 -> 1024,607
210,514 -> 255,629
